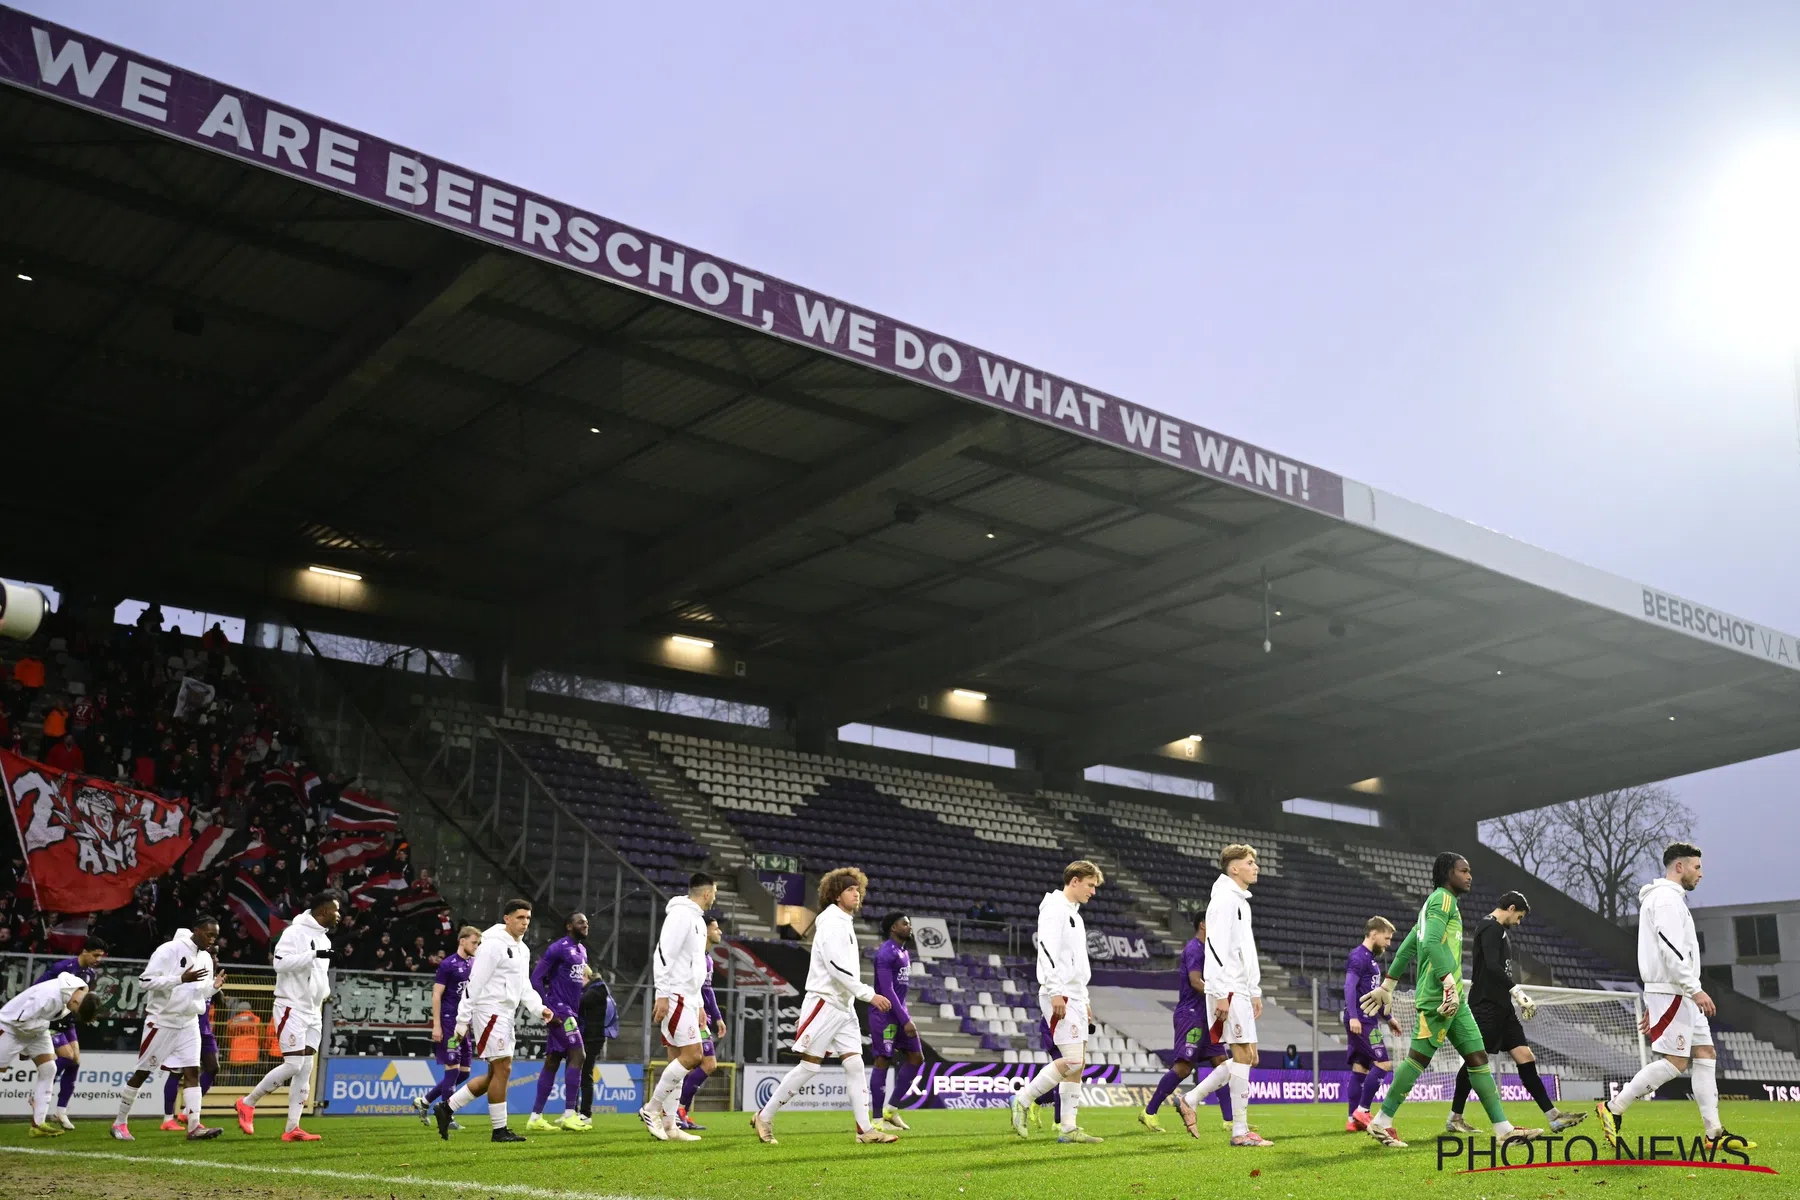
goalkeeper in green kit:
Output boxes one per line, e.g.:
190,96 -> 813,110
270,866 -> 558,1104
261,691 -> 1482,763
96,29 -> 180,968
1357,853 -> 1543,1149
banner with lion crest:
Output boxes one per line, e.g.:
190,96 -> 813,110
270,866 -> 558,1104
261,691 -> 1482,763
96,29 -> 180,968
2,749 -> 191,912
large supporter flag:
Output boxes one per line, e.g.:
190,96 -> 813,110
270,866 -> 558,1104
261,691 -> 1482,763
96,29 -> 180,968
319,832 -> 385,872
327,789 -> 399,833
1,748 -> 191,912
227,870 -> 278,944
181,824 -> 264,875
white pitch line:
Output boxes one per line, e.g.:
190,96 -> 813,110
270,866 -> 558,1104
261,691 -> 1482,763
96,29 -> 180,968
0,1145 -> 660,1200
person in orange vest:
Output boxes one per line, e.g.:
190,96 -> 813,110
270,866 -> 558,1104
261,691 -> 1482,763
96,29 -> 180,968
226,1001 -> 262,1065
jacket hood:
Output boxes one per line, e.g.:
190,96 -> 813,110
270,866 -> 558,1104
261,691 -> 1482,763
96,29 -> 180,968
1640,877 -> 1683,903
667,895 -> 706,917
1212,873 -> 1251,901
483,922 -> 519,942
1041,889 -> 1075,912
294,910 -> 327,934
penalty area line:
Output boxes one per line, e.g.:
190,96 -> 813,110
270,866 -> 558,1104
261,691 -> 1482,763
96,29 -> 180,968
0,1145 -> 655,1199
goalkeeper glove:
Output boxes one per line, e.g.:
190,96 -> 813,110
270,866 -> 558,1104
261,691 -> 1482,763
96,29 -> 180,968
1359,979 -> 1396,1017
1436,974 -> 1461,1017
1511,985 -> 1537,1021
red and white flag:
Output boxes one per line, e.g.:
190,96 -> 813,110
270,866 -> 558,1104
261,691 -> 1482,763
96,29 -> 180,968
327,789 -> 399,833
319,833 -> 385,872
2,749 -> 191,913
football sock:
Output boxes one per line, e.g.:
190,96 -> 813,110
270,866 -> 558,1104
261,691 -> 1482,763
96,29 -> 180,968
1379,1057 -> 1426,1119
1350,1069 -> 1369,1116
32,1060 -> 55,1125
286,1066 -> 312,1132
532,1053 -> 561,1116
680,1064 -> 708,1109
1146,1067 -> 1181,1114
488,1098 -> 507,1131
1517,1060 -> 1555,1113
1016,1060 -> 1066,1105
761,1060 -> 819,1119
55,1056 -> 77,1109
869,1064 -> 888,1118
1450,1064 -> 1472,1115
447,1083 -> 476,1113
1058,1079 -> 1081,1132
1217,1073 -> 1234,1123
163,1071 -> 181,1116
200,1069 -> 215,1094
650,1059 -> 686,1119
1608,1058 -> 1680,1116
564,1058 -> 584,1113
843,1053 -> 872,1133
1692,1058 -> 1720,1134
894,1059 -> 920,1109
1467,1061 -> 1508,1126
1359,1066 -> 1388,1114
114,1082 -> 135,1124
246,1058 -> 299,1104
1227,1060 -> 1251,1137
1181,1060 -> 1230,1110
185,1086 -> 204,1132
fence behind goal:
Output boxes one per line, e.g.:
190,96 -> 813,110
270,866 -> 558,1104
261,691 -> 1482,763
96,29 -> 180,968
1384,984 -> 1647,1099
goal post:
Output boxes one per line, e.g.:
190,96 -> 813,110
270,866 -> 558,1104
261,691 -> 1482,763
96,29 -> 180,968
1385,984 -> 1647,1098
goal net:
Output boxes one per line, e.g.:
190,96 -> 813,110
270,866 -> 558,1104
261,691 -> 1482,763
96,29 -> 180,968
1383,985 -> 1647,1100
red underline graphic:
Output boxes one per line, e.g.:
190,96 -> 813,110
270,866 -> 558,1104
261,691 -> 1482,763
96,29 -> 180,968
1463,1160 -> 1777,1175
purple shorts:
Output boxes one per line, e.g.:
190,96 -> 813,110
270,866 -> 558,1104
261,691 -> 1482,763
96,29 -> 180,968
1038,1019 -> 1057,1055
700,1038 -> 717,1058
1174,1014 -> 1228,1063
868,1016 -> 922,1060
50,1027 -> 79,1051
544,1015 -> 584,1056
433,1037 -> 472,1070
1344,1027 -> 1384,1070
198,1013 -> 218,1059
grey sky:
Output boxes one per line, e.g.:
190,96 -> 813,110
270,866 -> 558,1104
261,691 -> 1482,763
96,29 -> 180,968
26,1 -> 1800,905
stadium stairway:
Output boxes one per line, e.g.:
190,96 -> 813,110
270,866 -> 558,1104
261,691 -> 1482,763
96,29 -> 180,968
602,722 -> 774,939
1019,790 -> 1183,940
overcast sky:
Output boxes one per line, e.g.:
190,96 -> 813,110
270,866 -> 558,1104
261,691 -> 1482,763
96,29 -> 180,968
25,1 -> 1800,907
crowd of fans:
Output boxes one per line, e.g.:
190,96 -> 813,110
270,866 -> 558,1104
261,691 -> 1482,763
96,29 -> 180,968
1,599 -> 460,974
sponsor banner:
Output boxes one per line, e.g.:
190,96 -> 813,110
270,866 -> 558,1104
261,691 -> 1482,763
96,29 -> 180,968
0,1051 -> 161,1117
321,1056 -> 642,1116
744,1063 -> 849,1113
756,871 -> 805,907
1085,930 -> 1150,962
910,918 -> 955,962
0,9 -> 1345,520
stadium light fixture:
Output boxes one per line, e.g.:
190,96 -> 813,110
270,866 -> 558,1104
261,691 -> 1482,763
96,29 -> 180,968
952,688 -> 988,701
588,426 -> 600,433
1189,734 -> 1204,742
985,529 -> 997,539
1495,669 -> 1504,676
307,565 -> 362,581
14,272 -> 31,282
670,634 -> 715,650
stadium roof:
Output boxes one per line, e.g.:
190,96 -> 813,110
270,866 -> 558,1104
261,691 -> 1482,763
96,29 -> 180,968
5,5 -> 1800,824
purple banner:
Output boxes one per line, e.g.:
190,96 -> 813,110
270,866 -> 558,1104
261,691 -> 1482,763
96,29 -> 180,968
0,7 -> 1345,519
894,1064 -> 1554,1109
756,870 -> 805,906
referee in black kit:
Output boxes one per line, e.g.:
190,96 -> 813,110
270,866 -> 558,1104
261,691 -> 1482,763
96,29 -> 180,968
1443,890 -> 1587,1135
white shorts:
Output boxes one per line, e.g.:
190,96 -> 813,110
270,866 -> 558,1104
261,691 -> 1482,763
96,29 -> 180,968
791,994 -> 860,1059
1039,994 -> 1089,1050
465,1005 -> 517,1061
0,1024 -> 53,1062
659,993 -> 704,1049
135,1019 -> 202,1072
272,1004 -> 324,1055
1214,993 -> 1257,1046
1646,993 -> 1713,1057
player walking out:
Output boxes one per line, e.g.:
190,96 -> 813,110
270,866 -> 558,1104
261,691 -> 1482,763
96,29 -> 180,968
1180,844 -> 1274,1147
114,919 -> 226,1142
0,970 -> 100,1135
644,874 -> 717,1142
869,913 -> 924,1132
1596,843 -> 1754,1153
33,937 -> 107,1130
237,891 -> 341,1141
753,866 -> 896,1145
1446,892 -> 1585,1135
414,924 -> 479,1129
1140,913 -> 1238,1136
1011,860 -> 1105,1145
433,898 -> 556,1143
1344,917 -> 1401,1131
1359,853 -> 1541,1148
528,912 -> 592,1133
676,918 -> 729,1131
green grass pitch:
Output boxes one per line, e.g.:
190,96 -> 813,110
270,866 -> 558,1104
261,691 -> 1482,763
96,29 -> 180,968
0,1102 -> 1793,1200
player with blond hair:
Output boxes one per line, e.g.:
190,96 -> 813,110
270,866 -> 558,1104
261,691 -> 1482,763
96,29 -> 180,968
753,866 -> 895,1145
1011,860 -> 1105,1144
1179,844 -> 1273,1147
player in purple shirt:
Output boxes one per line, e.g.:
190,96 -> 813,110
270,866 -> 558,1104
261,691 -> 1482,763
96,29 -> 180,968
676,918 -> 728,1131
528,912 -> 591,1132
868,913 -> 925,1131
415,925 -> 480,1128
1140,913 -> 1237,1136
1343,916 -> 1401,1131
34,939 -> 108,1129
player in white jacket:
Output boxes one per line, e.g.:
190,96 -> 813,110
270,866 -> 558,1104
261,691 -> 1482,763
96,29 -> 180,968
1597,842 -> 1754,1153
113,918 -> 226,1142
433,898 -> 554,1143
0,972 -> 99,1134
753,866 -> 895,1146
236,891 -> 340,1140
1181,843 -> 1272,1146
1011,860 -> 1105,1144
642,872 -> 717,1142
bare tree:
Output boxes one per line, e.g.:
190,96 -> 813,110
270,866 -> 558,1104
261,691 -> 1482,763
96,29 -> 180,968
1551,785 -> 1694,923
1480,808 -> 1563,879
